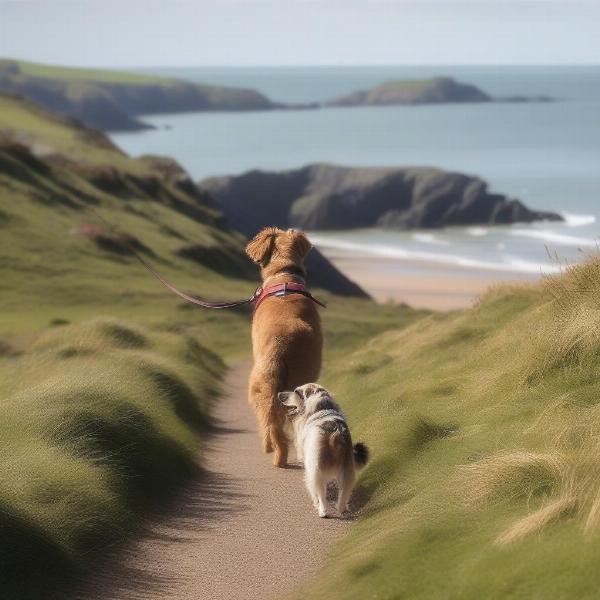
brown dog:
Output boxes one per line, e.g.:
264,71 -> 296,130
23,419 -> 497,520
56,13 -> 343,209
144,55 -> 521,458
246,227 -> 323,467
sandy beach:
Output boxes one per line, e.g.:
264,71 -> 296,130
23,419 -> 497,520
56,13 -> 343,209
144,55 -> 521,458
316,245 -> 538,311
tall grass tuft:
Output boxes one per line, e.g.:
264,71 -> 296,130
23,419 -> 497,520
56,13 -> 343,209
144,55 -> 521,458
0,317 -> 224,598
295,256 -> 600,600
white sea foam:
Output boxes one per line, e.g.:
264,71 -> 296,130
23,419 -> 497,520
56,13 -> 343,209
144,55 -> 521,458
560,213 -> 597,227
412,233 -> 449,246
509,228 -> 598,248
309,235 -> 562,275
467,227 -> 489,237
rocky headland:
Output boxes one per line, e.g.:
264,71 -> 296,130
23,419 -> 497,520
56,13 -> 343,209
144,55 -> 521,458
0,60 -> 279,131
199,163 -> 562,232
0,61 -> 556,132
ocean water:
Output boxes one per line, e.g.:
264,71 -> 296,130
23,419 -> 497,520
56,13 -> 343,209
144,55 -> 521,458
110,66 -> 600,277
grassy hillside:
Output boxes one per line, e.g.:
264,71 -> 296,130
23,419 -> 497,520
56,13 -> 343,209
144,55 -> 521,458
0,92 -> 414,597
0,92 -> 261,598
0,93 -> 136,168
0,318 -> 224,599
294,258 -> 600,599
0,92 -> 259,333
3,58 -> 170,84
0,59 -> 276,131
6,85 -> 597,600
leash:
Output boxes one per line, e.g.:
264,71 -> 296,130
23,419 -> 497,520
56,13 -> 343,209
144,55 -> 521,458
87,208 -> 325,311
88,207 -> 260,309
130,251 -> 262,309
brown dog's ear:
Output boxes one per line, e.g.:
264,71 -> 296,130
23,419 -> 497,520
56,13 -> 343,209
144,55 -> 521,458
246,227 -> 280,265
289,229 -> 312,259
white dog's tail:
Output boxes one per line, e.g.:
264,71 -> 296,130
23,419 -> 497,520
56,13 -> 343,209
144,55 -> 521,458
353,442 -> 369,468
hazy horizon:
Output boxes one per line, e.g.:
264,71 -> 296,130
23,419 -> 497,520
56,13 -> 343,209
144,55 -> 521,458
5,60 -> 600,71
1,0 -> 599,68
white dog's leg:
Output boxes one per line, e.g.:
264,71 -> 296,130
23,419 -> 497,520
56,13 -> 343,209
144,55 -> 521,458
336,464 -> 355,515
305,468 -> 328,516
304,463 -> 323,514
313,474 -> 328,517
304,434 -> 329,517
295,439 -> 304,463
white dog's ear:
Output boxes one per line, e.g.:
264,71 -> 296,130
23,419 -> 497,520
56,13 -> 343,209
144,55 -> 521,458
278,391 -> 294,403
278,391 -> 302,415
295,383 -> 322,398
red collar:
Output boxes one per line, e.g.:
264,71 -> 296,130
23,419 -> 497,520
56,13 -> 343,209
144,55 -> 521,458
253,281 -> 326,313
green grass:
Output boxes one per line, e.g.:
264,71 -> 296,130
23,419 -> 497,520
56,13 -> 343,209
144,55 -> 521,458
0,93 -> 256,596
0,92 -> 417,597
293,260 -> 600,600
377,79 -> 437,92
0,316 -> 224,599
9,79 -> 600,599
0,59 -> 171,85
0,93 -> 255,334
0,58 -> 273,132
0,93 -> 142,169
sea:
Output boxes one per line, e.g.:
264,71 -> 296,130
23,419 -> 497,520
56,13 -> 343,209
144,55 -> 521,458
110,66 -> 600,279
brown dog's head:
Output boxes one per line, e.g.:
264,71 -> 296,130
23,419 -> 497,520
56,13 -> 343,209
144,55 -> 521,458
246,227 -> 312,281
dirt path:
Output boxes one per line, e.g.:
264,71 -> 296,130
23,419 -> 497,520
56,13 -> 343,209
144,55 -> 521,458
77,362 -> 348,600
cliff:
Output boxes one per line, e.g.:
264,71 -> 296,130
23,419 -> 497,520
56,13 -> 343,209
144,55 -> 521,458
0,62 -> 556,131
0,59 -> 277,131
199,163 -> 562,231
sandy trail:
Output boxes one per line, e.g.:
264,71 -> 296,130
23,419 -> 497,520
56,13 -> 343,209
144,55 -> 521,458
77,361 -> 348,600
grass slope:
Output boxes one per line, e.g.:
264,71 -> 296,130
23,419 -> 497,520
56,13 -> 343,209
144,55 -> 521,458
0,93 -> 135,168
0,93 -> 256,334
0,94 -> 257,596
0,317 -> 224,599
295,258 -> 600,600
0,59 -> 275,131
2,58 -> 170,84
0,92 -> 415,597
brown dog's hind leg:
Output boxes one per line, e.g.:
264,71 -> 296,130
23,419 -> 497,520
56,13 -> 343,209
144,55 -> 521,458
248,365 -> 287,464
259,406 -> 274,454
248,370 -> 273,454
269,414 -> 288,468
263,430 -> 273,453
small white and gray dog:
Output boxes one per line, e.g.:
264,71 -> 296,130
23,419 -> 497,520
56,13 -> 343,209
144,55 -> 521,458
278,383 -> 369,517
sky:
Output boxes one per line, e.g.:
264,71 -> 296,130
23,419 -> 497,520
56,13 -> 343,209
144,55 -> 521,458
1,0 -> 599,68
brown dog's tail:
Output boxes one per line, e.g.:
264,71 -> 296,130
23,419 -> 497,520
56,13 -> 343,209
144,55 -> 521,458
353,442 -> 369,468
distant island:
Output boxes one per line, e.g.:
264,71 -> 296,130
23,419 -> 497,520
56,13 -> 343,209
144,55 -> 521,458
0,60 -> 556,132
199,164 -> 562,232
326,76 -> 555,107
